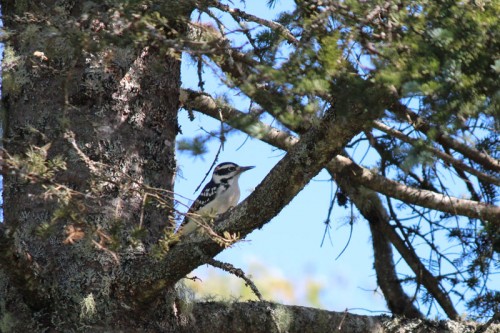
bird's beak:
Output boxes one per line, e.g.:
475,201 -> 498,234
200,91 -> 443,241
238,165 -> 255,173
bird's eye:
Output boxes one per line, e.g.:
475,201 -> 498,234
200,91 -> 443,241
228,167 -> 235,172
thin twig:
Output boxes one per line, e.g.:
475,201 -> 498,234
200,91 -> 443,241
372,121 -> 500,187
210,2 -> 298,45
64,131 -> 100,174
320,182 -> 337,248
335,309 -> 349,332
335,204 -> 354,261
206,257 -> 263,301
390,104 -> 500,173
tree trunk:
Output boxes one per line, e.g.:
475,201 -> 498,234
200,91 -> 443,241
1,1 -> 183,330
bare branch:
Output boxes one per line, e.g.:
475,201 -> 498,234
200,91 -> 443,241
207,258 -> 263,301
390,103 -> 500,173
372,121 -> 500,187
209,1 -> 299,45
179,89 -> 296,150
330,156 -> 500,225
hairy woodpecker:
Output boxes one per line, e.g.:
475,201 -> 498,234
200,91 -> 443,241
181,162 -> 254,234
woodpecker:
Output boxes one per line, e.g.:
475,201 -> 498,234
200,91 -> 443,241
181,162 -> 254,235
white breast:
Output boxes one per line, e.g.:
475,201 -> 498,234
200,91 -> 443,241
182,173 -> 243,235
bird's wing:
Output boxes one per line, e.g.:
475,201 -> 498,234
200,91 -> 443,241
187,180 -> 218,215
180,181 -> 218,233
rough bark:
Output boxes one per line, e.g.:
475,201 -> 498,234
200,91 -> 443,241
179,302 -> 496,333
1,1 -> 184,330
183,301 -> 386,333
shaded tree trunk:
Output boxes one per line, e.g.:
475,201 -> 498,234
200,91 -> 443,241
1,1 -> 184,330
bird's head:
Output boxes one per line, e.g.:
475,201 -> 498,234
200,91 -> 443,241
212,162 -> 255,184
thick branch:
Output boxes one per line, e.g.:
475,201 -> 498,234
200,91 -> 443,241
330,156 -> 500,225
184,301 -> 386,333
180,301 -> 492,333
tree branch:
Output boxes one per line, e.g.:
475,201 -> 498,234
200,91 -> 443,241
183,301 -> 387,333
372,121 -> 500,187
206,258 -> 263,301
208,1 -> 299,45
330,156 -> 499,225
181,89 -> 500,225
179,301 -> 493,333
389,102 -> 500,173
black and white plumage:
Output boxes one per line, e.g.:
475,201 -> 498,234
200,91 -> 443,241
181,162 -> 254,234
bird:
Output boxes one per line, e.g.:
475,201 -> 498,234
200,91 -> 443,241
180,162 -> 255,235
